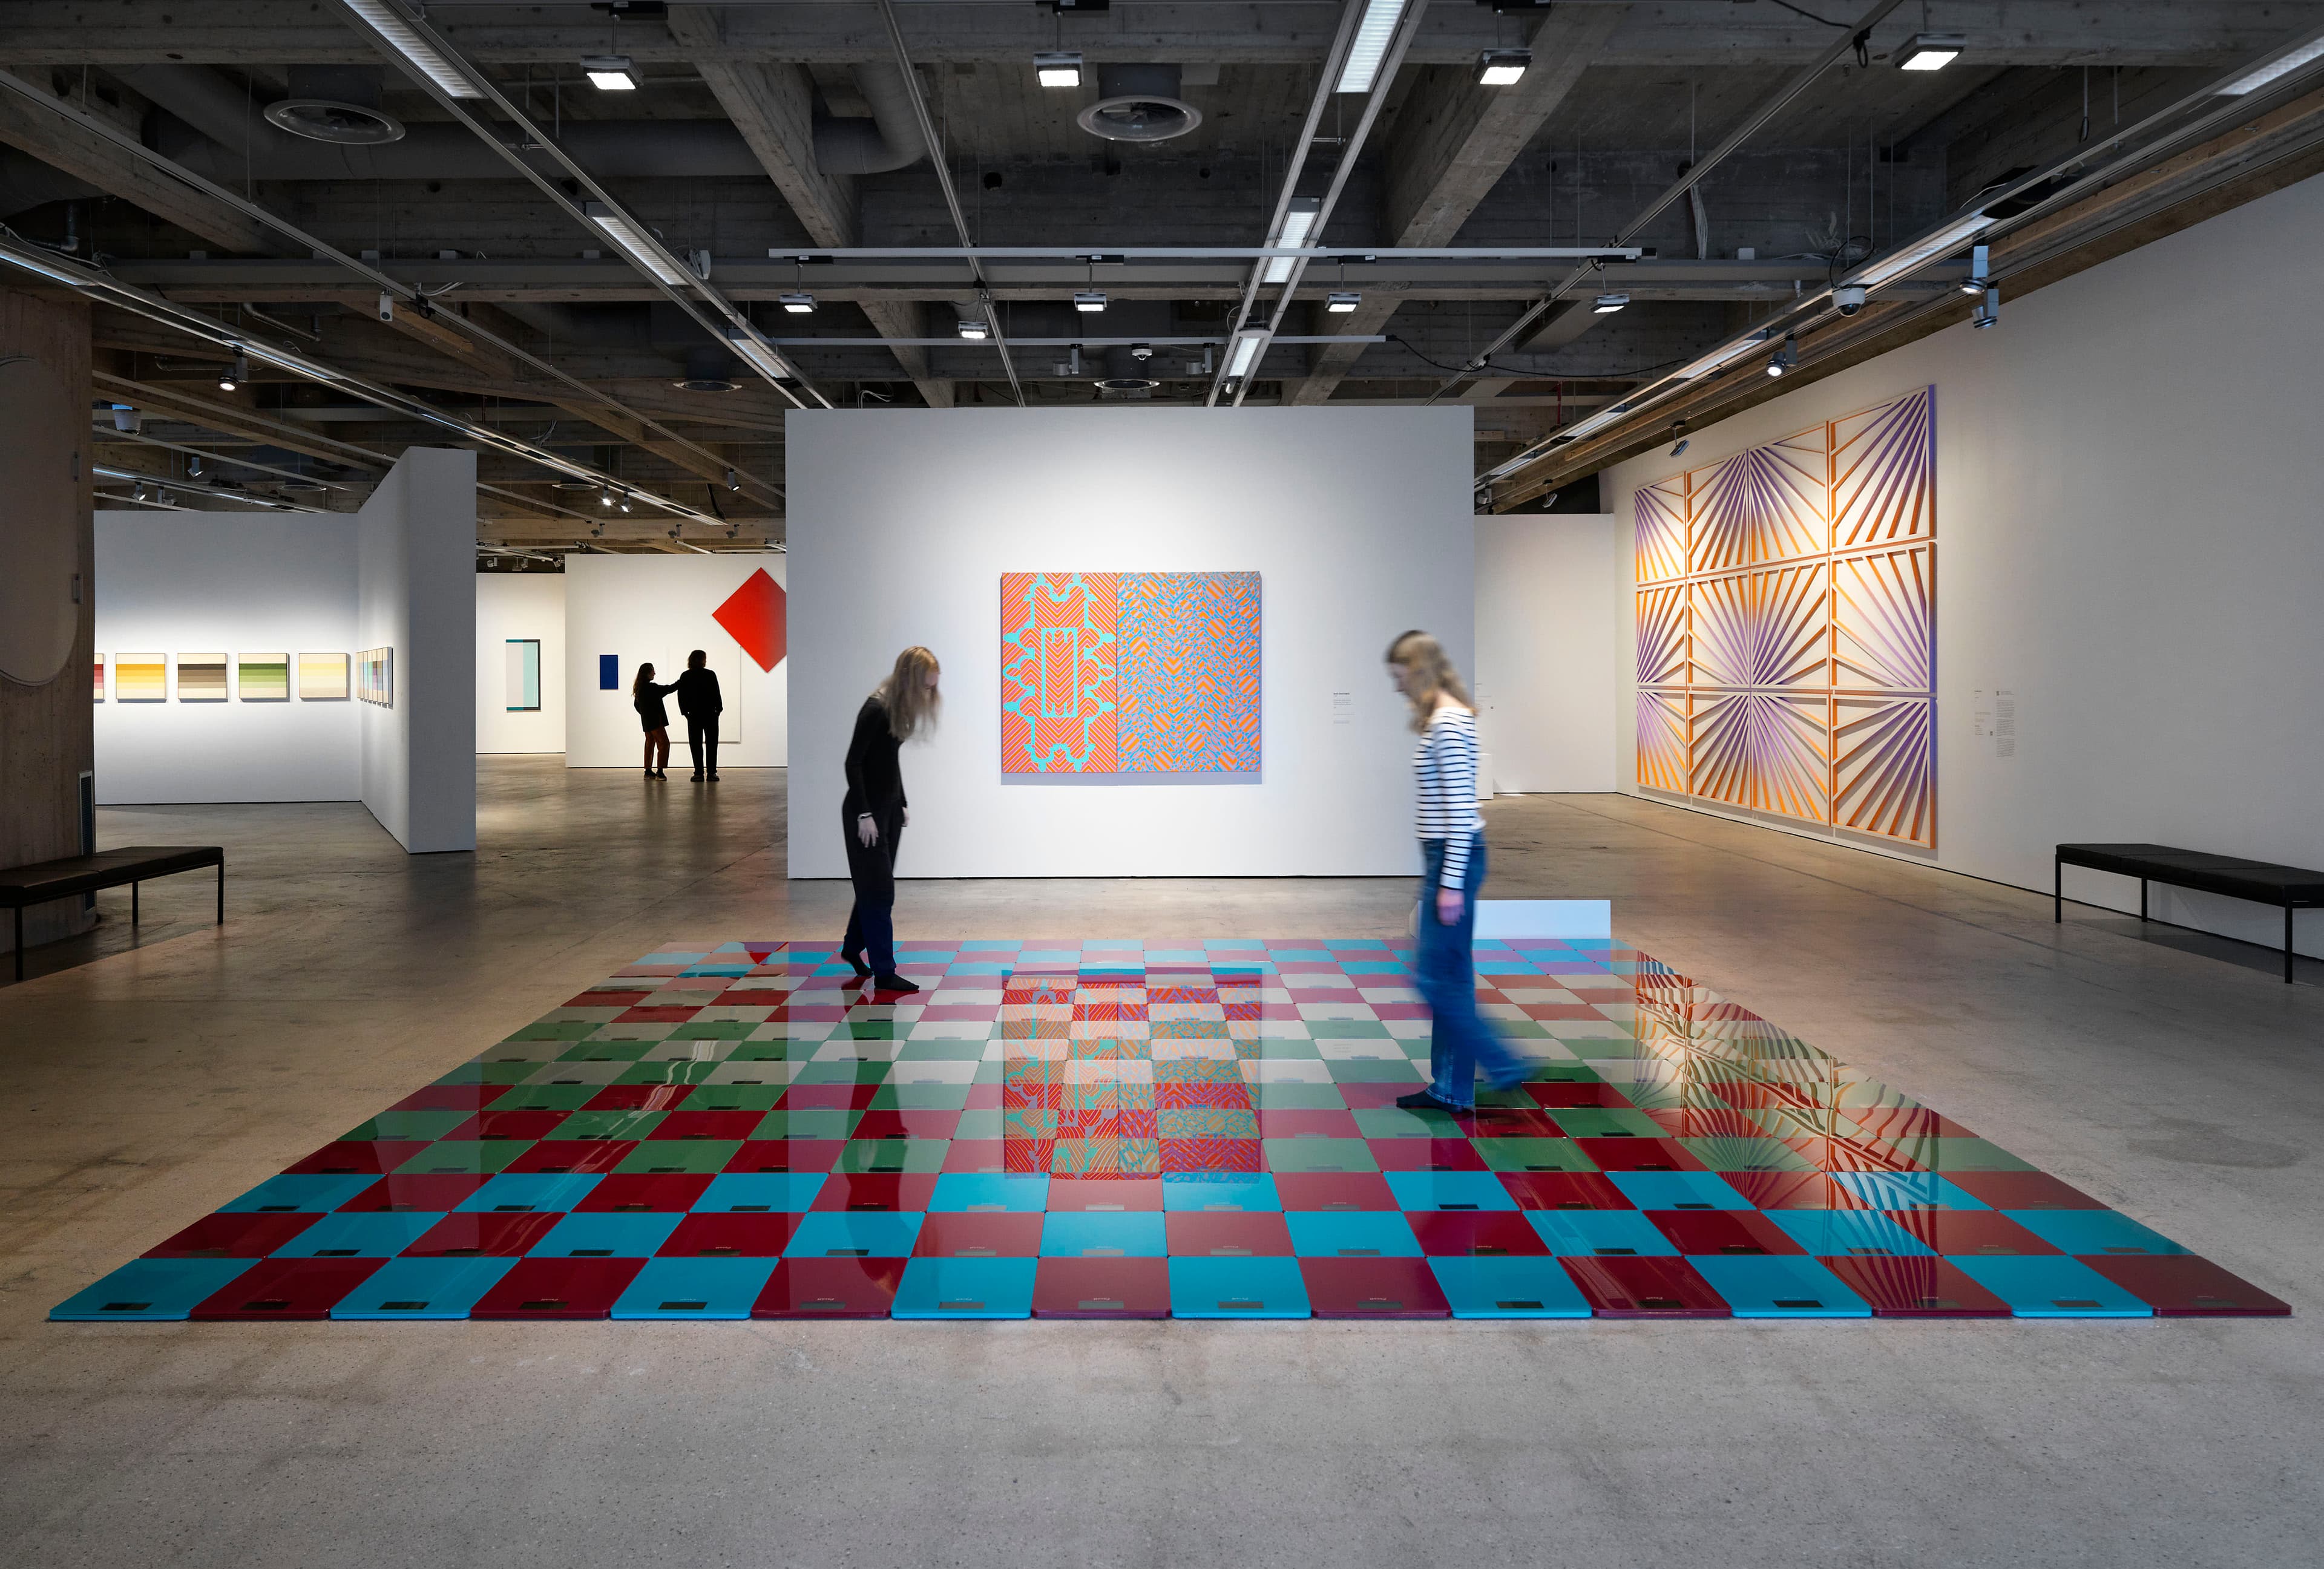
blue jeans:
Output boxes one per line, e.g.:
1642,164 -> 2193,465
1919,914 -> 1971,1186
1415,833 -> 1525,1109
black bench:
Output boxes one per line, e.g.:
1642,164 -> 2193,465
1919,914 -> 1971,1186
0,847 -> 225,983
2055,843 -> 2324,984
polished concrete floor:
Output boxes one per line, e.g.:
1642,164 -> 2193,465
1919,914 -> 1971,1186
3,756 -> 2320,1567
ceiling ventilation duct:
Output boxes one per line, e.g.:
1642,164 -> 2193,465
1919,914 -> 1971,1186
1076,65 -> 1203,143
263,65 -> 405,146
813,62 -> 930,175
1095,344 -> 1161,393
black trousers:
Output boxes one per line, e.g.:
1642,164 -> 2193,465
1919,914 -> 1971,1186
841,804 -> 903,973
686,715 -> 720,775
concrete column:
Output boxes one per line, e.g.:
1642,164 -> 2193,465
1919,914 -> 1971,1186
0,286 -> 96,957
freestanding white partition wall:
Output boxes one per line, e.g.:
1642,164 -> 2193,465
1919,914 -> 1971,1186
786,406 -> 1473,879
358,447 -> 477,853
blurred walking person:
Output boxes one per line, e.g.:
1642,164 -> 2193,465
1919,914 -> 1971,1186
1385,629 -> 1526,1113
632,661 -> 677,781
677,648 -> 723,782
841,646 -> 942,994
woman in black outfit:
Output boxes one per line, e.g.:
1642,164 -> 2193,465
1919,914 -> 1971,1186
632,662 -> 678,780
842,645 -> 940,992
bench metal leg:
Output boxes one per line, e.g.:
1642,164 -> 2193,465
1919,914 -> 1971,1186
11,908 -> 19,984
2054,857 -> 2062,923
216,861 -> 224,925
131,880 -> 139,923
2288,906 -> 2296,985
2139,879 -> 2148,923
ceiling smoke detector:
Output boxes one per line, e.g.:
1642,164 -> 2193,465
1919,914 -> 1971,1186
1075,65 -> 1203,143
264,99 -> 407,145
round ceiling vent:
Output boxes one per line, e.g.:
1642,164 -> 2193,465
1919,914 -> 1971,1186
264,99 -> 407,145
672,374 -> 739,393
1076,93 -> 1202,143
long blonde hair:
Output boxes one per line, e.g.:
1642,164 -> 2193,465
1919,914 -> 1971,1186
1385,629 -> 1471,733
876,645 -> 942,741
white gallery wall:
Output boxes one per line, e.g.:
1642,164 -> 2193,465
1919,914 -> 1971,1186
1603,172 -> 2324,959
476,572 -> 566,753
357,448 -> 477,853
1475,514 -> 1620,793
787,406 -> 1474,879
562,554 -> 788,768
92,448 -> 476,854
94,513 -> 361,802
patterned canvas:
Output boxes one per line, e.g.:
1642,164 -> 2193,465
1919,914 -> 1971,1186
1000,572 -> 1118,773
115,655 -> 165,703
1117,572 -> 1261,774
48,934 -> 2287,1323
357,647 -> 394,709
300,652 -> 349,702
1635,387 -> 1935,850
93,653 -> 106,703
239,653 -> 289,702
178,653 -> 227,703
1002,572 -> 1260,776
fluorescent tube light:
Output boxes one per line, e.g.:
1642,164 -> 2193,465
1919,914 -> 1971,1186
1337,0 -> 1409,94
1034,51 -> 1084,88
581,201 -> 688,286
1896,33 -> 1965,71
582,55 -> 640,91
778,292 -> 817,313
1074,291 -> 1108,312
1476,50 -> 1531,87
1263,198 -> 1320,284
1226,328 -> 1268,380
1850,211 -> 1995,289
0,247 -> 92,287
1592,293 -> 1629,314
1325,292 -> 1361,312
1674,332 -> 1774,381
2217,36 -> 2324,96
340,0 -> 484,99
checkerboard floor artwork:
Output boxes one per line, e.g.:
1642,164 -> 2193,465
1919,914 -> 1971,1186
53,938 -> 2290,1323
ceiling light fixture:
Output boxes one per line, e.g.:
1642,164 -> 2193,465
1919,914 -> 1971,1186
338,0 -> 484,99
1264,197 -> 1321,284
1960,243 -> 1991,295
1337,0 -> 1410,94
1592,293 -> 1629,314
582,54 -> 640,91
1035,51 -> 1085,88
1849,210 -> 1994,289
725,467 -> 740,492
1073,290 -> 1108,313
1896,33 -> 1966,71
1766,335 -> 1799,378
600,485 -> 614,508
2218,36 -> 2324,96
957,318 -> 991,340
1476,49 -> 1531,87
778,292 -> 816,313
1972,285 -> 2001,330
580,200 -> 688,285
620,495 -> 633,514
217,351 -> 247,392
1226,327 -> 1269,381
1325,292 -> 1362,312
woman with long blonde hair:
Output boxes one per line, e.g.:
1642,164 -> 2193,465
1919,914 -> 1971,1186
840,646 -> 942,992
1385,629 -> 1525,1113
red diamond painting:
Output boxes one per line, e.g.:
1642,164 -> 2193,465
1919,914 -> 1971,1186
713,568 -> 787,672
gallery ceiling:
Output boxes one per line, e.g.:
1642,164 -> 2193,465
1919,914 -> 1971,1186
4,0 -> 2322,551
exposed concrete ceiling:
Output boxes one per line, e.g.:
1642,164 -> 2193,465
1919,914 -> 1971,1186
1,0 -> 2320,548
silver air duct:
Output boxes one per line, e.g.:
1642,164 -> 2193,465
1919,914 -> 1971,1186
812,62 -> 929,176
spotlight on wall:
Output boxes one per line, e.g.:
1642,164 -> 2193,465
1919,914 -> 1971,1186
1073,290 -> 1108,313
725,467 -> 740,492
1325,292 -> 1362,312
1034,51 -> 1084,88
778,292 -> 816,313
1959,243 -> 1990,296
599,485 -> 614,508
218,352 -> 247,392
1896,33 -> 1966,71
1592,293 -> 1629,314
619,495 -> 633,514
1765,335 -> 1798,377
188,455 -> 205,478
582,54 -> 640,91
1475,49 -> 1531,87
1972,284 -> 2001,330
1669,419 -> 1690,458
957,318 -> 991,340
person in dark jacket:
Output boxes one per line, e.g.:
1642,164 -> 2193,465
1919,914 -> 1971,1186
632,662 -> 678,780
675,649 -> 723,782
841,645 -> 941,993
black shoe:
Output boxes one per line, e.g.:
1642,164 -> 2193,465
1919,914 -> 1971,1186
654,770 -> 668,779
691,771 -> 704,781
842,951 -> 873,978
870,972 -> 921,995
643,770 -> 655,781
707,773 -> 720,782
1395,1090 -> 1459,1112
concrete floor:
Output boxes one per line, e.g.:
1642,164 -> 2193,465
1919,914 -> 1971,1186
3,756 -> 2320,1568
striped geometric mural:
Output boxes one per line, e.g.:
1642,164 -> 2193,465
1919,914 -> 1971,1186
1634,386 -> 1936,850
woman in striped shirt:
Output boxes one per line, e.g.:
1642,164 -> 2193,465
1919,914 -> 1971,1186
1387,630 -> 1526,1113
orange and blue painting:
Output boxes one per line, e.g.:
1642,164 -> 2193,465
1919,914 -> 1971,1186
1002,571 -> 1258,776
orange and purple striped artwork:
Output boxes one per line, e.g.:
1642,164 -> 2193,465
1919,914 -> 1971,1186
1001,572 -> 1260,776
1636,385 -> 1934,848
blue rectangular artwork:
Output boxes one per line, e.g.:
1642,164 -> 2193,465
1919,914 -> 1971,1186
598,654 -> 619,690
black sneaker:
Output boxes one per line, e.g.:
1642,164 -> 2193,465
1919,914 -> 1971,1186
1395,1090 -> 1459,1112
707,773 -> 720,782
842,951 -> 873,978
870,972 -> 922,995
691,771 -> 704,781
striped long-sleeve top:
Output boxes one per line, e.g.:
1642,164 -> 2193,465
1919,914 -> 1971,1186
1413,706 -> 1485,888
